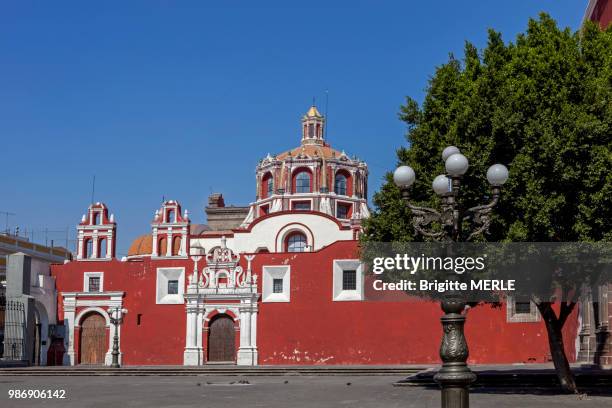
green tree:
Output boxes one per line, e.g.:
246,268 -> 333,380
363,14 -> 611,393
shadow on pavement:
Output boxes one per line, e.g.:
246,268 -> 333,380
395,367 -> 612,397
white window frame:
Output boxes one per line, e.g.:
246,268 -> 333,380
156,267 -> 185,304
83,272 -> 104,293
262,265 -> 290,302
276,225 -> 314,253
506,296 -> 541,323
334,173 -> 348,196
289,198 -> 313,211
333,260 -> 363,301
294,171 -> 312,194
334,200 -> 353,220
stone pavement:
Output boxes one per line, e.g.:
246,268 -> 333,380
0,375 -> 610,408
397,364 -> 612,388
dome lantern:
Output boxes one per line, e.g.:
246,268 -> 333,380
301,105 -> 325,145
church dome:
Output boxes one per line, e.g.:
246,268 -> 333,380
128,234 -> 152,256
243,104 -> 369,228
276,144 -> 345,161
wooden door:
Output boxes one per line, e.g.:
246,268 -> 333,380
80,313 -> 107,365
208,316 -> 235,362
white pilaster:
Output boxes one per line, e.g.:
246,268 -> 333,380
197,308 -> 204,365
239,310 -> 249,347
77,237 -> 83,260
106,235 -> 113,258
152,228 -> 158,256
63,298 -> 76,365
250,310 -> 257,351
237,300 -> 258,366
180,229 -> 187,256
166,230 -> 173,257
184,300 -> 202,365
92,235 -> 99,258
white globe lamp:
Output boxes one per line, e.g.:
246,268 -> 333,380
486,164 -> 509,186
432,175 -> 451,196
442,146 -> 460,161
393,166 -> 416,188
445,153 -> 469,176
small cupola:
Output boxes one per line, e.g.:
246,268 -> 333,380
151,200 -> 190,258
301,105 -> 325,145
76,202 -> 116,261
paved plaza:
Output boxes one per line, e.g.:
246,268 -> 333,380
0,375 -> 610,408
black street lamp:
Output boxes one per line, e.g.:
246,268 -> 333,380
108,307 -> 127,369
393,146 -> 509,408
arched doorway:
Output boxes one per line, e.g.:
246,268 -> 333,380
79,313 -> 107,365
207,315 -> 235,363
33,301 -> 51,366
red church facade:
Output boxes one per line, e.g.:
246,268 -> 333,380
52,239 -> 579,366
49,106 -> 580,366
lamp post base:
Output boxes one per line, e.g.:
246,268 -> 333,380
435,298 -> 476,408
434,364 -> 476,408
440,385 -> 470,408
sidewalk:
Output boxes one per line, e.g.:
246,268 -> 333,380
0,374 -> 609,408
396,364 -> 612,392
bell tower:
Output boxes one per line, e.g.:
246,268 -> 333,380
151,200 -> 190,258
76,202 -> 116,260
301,105 -> 325,145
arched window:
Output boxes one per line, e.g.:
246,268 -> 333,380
99,238 -> 107,258
334,173 -> 348,195
294,171 -> 311,193
171,236 -> 181,256
158,236 -> 167,256
261,173 -> 273,198
286,232 -> 307,253
93,212 -> 100,225
266,176 -> 274,196
167,209 -> 175,223
85,239 -> 93,258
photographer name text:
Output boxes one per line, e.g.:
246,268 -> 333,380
373,279 -> 515,293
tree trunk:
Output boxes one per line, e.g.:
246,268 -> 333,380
537,302 -> 578,394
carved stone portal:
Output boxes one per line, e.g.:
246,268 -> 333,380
183,237 -> 260,366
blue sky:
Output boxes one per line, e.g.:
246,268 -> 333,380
0,1 -> 585,256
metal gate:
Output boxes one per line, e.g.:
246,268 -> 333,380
1,297 -> 26,360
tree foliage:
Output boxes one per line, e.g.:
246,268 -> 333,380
362,14 -> 611,393
364,14 -> 611,244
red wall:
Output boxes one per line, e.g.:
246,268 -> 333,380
53,258 -> 191,365
51,240 -> 579,366
251,241 -> 579,365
